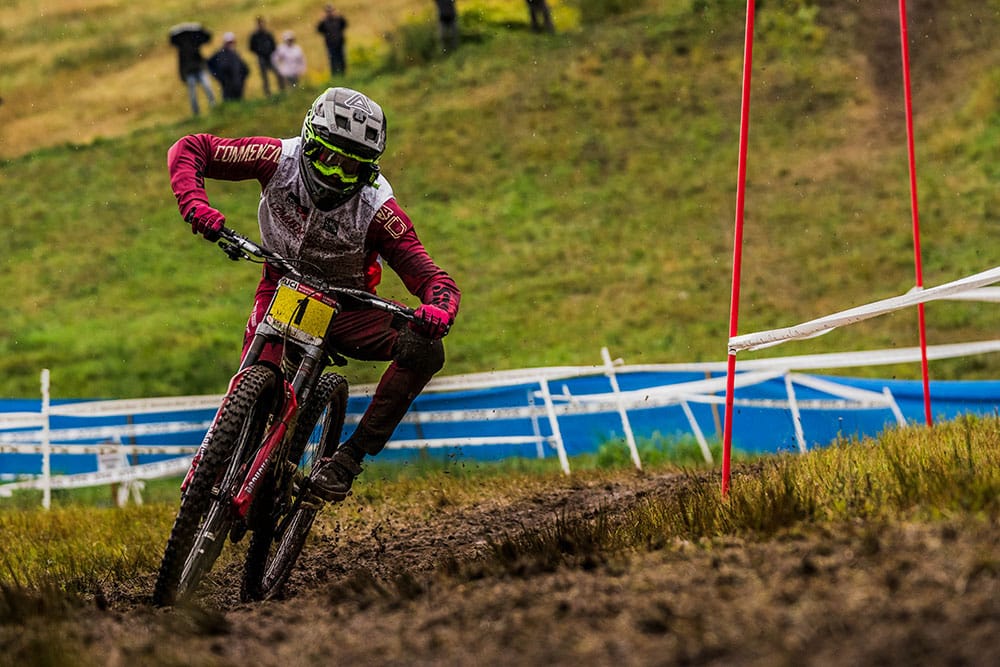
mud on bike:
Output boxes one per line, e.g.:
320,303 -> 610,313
152,226 -> 415,606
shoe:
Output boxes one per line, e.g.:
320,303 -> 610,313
309,448 -> 363,502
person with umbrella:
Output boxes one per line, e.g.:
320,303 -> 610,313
169,22 -> 217,115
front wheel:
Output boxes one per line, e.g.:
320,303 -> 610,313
152,365 -> 278,606
242,372 -> 349,601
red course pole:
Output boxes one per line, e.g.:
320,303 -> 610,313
722,0 -> 756,496
898,0 -> 933,426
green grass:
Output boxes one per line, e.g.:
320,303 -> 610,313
0,1 -> 997,399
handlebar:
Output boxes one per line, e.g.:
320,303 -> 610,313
215,226 -> 415,321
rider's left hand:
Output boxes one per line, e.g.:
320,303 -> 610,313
409,304 -> 452,339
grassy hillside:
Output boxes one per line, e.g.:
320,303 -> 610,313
0,0 -> 998,398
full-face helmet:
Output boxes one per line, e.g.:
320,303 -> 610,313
299,87 -> 386,210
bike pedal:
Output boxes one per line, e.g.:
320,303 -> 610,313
299,492 -> 328,510
288,463 -> 306,492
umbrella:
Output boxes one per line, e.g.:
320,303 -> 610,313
169,22 -> 205,38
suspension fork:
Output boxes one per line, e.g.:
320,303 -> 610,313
289,347 -> 326,406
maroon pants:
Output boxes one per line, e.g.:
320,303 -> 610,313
242,270 -> 443,455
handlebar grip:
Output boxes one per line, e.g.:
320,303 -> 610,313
218,226 -> 238,241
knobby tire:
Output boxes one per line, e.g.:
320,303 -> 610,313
241,372 -> 349,601
152,364 -> 278,606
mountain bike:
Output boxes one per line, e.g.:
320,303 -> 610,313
152,226 -> 415,606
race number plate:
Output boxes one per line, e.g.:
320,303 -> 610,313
264,280 -> 337,346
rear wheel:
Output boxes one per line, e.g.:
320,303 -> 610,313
152,365 -> 278,606
241,372 -> 349,601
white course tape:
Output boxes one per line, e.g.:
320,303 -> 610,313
0,444 -> 198,455
729,266 -> 1000,353
947,287 -> 1000,302
0,413 -> 45,430
0,420 -> 212,445
385,436 -> 556,450
50,395 -> 223,417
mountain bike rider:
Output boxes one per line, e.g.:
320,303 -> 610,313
167,87 -> 461,502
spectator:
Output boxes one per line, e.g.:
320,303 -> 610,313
316,5 -> 348,77
272,31 -> 307,88
249,16 -> 282,96
169,22 -> 217,115
526,0 -> 555,34
435,0 -> 459,53
208,32 -> 250,101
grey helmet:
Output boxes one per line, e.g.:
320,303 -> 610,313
299,87 -> 387,210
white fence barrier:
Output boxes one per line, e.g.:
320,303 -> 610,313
2,342 -> 998,507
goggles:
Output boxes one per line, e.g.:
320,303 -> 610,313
303,136 -> 376,182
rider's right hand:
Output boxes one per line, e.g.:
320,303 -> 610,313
184,203 -> 226,241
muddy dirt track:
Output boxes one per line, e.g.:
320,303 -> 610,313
7,466 -> 999,666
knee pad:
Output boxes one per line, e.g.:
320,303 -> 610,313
392,328 -> 445,375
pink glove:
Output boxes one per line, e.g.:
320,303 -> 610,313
184,203 -> 225,241
409,304 -> 453,339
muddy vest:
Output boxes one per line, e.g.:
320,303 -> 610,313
258,137 -> 394,290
